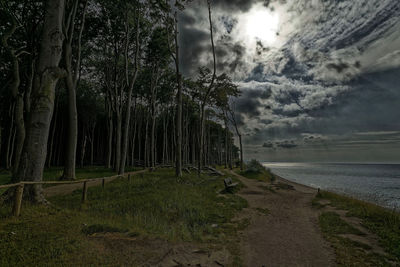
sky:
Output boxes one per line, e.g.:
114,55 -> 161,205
178,0 -> 400,163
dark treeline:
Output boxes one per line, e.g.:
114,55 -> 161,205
0,0 -> 243,203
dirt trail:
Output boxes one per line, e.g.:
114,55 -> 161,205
43,170 -> 147,198
229,170 -> 335,267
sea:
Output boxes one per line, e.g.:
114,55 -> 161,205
263,162 -> 400,210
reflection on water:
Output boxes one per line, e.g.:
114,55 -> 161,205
263,162 -> 400,209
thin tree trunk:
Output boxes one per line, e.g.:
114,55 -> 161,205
6,103 -> 15,170
144,110 -> 150,168
119,13 -> 140,174
90,123 -> 95,166
62,0 -> 88,180
150,69 -> 159,168
173,8 -> 183,177
80,130 -> 87,168
115,114 -> 122,171
106,103 -> 113,168
138,108 -> 142,165
224,116 -> 228,169
47,96 -> 59,168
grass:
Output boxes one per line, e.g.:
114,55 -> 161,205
315,191 -> 400,265
0,168 -> 248,266
235,167 -> 274,183
320,212 -> 365,236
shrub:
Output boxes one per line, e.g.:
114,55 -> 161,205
244,159 -> 266,174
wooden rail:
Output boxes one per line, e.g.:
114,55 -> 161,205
0,170 -> 145,217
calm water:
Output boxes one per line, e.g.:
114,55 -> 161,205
263,162 -> 400,209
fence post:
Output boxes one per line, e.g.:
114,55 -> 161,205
12,183 -> 24,217
81,181 -> 88,203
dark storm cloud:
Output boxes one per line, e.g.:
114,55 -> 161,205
262,141 -> 274,148
178,21 -> 209,76
276,140 -> 298,149
236,97 -> 261,117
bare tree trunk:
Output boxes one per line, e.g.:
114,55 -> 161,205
224,116 -> 228,168
2,16 -> 25,175
130,107 -> 137,167
137,108 -> 142,166
119,14 -> 140,174
15,0 -> 65,202
6,104 -> 15,170
62,0 -> 88,180
106,101 -> 113,168
172,8 -> 183,177
198,0 -> 217,176
150,69 -> 159,168
80,130 -> 87,168
89,123 -> 96,166
198,106 -> 205,175
9,127 -> 16,170
47,96 -> 59,168
10,61 -> 24,175
115,114 -> 122,171
144,110 -> 150,168
162,112 -> 166,164
63,69 -> 78,179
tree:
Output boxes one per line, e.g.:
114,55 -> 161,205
119,2 -> 142,174
14,0 -> 66,202
227,100 -> 243,170
62,0 -> 88,180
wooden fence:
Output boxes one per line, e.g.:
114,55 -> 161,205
0,170 -> 145,217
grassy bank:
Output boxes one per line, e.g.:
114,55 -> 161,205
0,169 -> 247,266
235,159 -> 275,183
314,191 -> 400,265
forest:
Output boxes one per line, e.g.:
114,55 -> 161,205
0,0 -> 244,203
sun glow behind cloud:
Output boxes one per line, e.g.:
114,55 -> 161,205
244,7 -> 280,46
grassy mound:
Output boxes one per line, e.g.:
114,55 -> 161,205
237,159 -> 275,183
315,191 -> 400,265
0,169 -> 247,266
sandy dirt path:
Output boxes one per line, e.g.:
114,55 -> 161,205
44,170 -> 147,198
229,170 -> 335,267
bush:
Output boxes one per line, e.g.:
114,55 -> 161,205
244,159 -> 266,174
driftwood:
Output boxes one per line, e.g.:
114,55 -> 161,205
204,166 -> 224,176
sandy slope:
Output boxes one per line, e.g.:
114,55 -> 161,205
229,170 -> 335,267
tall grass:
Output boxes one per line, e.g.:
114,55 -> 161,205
0,169 -> 247,266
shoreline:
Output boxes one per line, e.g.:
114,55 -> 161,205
272,171 -> 400,213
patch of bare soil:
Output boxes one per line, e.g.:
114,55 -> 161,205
229,170 -> 335,267
87,233 -> 231,267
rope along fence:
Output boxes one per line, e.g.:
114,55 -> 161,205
0,170 -> 146,217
